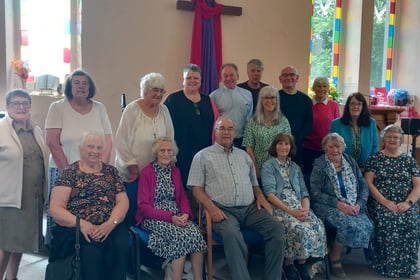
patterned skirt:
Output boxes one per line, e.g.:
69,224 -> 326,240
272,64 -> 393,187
142,219 -> 206,260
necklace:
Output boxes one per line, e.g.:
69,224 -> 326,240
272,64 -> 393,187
152,117 -> 157,139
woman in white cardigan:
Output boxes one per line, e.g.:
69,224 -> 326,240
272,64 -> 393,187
0,89 -> 49,280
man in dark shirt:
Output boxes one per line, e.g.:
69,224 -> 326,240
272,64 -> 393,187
278,65 -> 313,166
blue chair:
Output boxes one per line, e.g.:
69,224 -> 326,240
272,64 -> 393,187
126,180 -> 164,280
198,204 -> 264,280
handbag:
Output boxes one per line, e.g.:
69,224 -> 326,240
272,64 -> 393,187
45,216 -> 82,280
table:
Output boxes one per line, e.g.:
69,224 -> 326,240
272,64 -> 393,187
369,105 -> 406,131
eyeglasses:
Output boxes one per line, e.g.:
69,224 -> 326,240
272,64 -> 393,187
193,103 -> 200,115
280,73 -> 297,78
217,126 -> 235,132
262,96 -> 276,100
349,102 -> 363,107
150,87 -> 166,94
9,101 -> 31,109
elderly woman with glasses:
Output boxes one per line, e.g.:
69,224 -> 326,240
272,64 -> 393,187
243,85 -> 291,179
0,90 -> 49,280
164,64 -> 218,216
311,133 -> 373,278
365,124 -> 420,277
136,137 -> 206,280
115,72 -> 174,225
330,92 -> 378,170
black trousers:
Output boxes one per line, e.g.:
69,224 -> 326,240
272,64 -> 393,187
79,222 -> 128,280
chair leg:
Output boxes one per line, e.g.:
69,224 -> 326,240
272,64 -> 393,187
207,244 -> 213,280
324,254 -> 330,280
128,229 -> 141,280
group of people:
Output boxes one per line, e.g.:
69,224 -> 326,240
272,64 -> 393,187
0,58 -> 419,280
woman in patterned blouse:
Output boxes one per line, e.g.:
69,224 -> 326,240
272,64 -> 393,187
49,131 -> 129,280
243,85 -> 291,179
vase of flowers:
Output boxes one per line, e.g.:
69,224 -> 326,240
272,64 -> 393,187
11,60 -> 30,89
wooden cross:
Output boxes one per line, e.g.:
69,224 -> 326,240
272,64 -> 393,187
176,0 -> 242,16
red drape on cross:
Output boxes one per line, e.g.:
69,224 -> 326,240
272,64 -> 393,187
190,0 -> 223,81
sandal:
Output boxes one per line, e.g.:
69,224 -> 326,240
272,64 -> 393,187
329,258 -> 346,278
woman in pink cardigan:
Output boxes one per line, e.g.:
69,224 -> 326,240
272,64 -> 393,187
135,137 -> 206,280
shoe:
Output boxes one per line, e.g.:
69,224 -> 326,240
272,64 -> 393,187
364,246 -> 374,264
295,262 -> 311,280
329,259 -> 346,278
283,264 -> 299,280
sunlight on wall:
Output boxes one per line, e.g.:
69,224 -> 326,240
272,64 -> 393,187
20,0 -> 71,84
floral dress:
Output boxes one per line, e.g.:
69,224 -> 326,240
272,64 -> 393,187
274,161 -> 327,260
53,161 -> 126,224
365,152 -> 420,277
142,163 -> 206,260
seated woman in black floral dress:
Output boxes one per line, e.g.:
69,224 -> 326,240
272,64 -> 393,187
365,124 -> 420,277
49,131 -> 129,280
135,137 -> 206,280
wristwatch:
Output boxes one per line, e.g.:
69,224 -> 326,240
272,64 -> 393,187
407,200 -> 414,207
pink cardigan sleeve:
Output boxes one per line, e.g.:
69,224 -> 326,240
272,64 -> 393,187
136,164 -> 175,225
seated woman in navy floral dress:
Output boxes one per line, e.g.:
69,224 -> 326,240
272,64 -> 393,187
261,133 -> 326,280
50,131 -> 129,280
365,124 -> 420,277
311,133 -> 373,278
135,137 -> 206,280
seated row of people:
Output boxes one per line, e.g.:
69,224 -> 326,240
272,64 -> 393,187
137,117 -> 420,280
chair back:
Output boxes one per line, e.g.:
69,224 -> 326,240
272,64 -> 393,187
125,180 -> 139,227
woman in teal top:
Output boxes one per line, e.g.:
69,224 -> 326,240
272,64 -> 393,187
243,86 -> 291,178
330,92 -> 378,169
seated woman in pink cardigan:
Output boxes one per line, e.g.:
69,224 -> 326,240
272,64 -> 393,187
135,137 -> 206,280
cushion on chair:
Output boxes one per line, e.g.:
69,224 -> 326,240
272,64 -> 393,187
130,226 -> 150,243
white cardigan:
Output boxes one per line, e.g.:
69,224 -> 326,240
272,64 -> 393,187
0,115 -> 49,208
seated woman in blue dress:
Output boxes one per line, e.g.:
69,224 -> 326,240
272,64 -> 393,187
261,133 -> 327,280
135,137 -> 206,280
310,133 -> 373,278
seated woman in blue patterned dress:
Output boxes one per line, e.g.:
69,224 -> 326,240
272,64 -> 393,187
365,124 -> 420,277
261,133 -> 327,280
311,133 -> 374,278
135,137 -> 206,280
